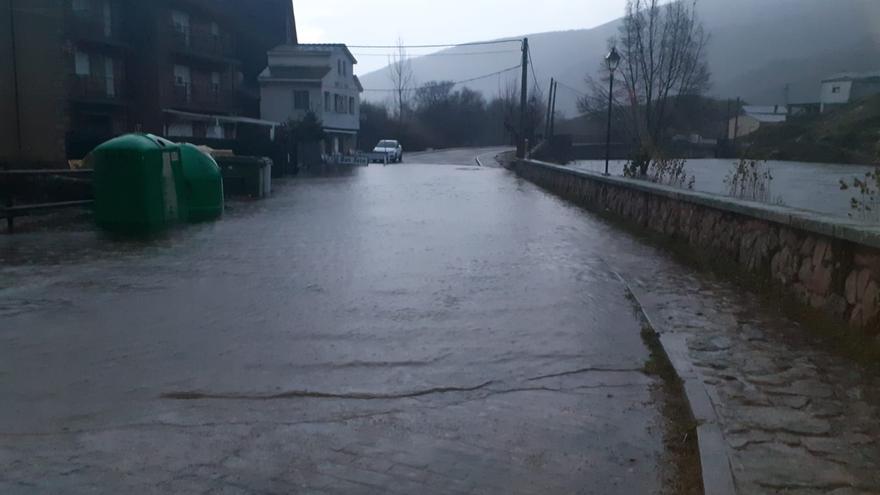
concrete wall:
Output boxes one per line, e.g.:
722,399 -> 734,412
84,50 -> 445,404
515,159 -> 880,335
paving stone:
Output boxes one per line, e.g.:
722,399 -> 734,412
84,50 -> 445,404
735,443 -> 857,489
729,406 -> 832,436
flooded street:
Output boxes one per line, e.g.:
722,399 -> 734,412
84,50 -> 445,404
573,158 -> 879,220
0,150 -> 680,494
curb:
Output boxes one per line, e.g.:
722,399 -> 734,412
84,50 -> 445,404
614,272 -> 738,495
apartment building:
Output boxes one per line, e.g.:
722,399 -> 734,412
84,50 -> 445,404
0,0 -> 296,166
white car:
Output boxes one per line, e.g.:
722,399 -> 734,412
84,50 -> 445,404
372,139 -> 403,163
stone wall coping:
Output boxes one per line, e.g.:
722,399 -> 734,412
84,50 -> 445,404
521,159 -> 880,250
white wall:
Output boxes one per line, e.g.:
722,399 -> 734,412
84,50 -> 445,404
820,80 -> 853,112
319,51 -> 360,131
261,84 -> 324,124
260,46 -> 361,132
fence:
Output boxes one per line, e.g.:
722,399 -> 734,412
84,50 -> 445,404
1,169 -> 94,233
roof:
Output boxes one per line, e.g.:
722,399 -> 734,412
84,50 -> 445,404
751,114 -> 788,124
163,109 -> 281,127
743,105 -> 788,116
353,75 -> 364,92
268,43 -> 358,64
259,65 -> 332,81
822,71 -> 880,83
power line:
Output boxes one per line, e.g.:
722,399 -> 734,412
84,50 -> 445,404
352,49 -> 520,58
527,45 -> 542,95
348,39 -> 522,49
554,81 -> 587,97
361,65 -> 522,93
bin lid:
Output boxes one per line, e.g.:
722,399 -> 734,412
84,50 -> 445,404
94,133 -> 179,153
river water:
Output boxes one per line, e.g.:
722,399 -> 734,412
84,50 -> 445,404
573,159 -> 879,221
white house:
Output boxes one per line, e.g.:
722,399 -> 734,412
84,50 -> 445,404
728,105 -> 788,140
259,44 -> 362,154
820,71 -> 880,113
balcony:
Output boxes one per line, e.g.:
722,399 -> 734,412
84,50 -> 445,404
170,27 -> 235,62
69,10 -> 126,47
167,82 -> 235,112
69,75 -> 127,104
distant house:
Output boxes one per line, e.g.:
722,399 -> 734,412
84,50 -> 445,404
820,71 -> 880,113
728,105 -> 788,140
259,44 -> 362,155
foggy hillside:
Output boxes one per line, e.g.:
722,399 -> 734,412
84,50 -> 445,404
358,0 -> 880,116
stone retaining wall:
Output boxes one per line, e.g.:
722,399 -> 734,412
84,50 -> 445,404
515,159 -> 880,334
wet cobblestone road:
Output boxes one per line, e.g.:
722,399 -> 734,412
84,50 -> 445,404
0,150 -> 678,494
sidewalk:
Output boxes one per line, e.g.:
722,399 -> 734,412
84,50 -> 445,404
591,219 -> 880,493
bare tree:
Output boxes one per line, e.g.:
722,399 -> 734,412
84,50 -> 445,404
388,38 -> 415,122
582,0 -> 710,173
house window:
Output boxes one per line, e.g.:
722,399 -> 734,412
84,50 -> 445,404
335,94 -> 344,113
211,72 -> 221,93
104,57 -> 115,97
171,10 -> 190,46
174,65 -> 192,102
293,90 -> 310,110
324,91 -> 331,112
337,59 -> 342,76
74,51 -> 91,76
831,86 -> 841,94
72,0 -> 89,16
348,96 -> 355,114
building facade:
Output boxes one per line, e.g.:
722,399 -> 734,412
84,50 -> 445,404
728,105 -> 788,140
0,0 -> 296,167
820,71 -> 880,113
259,44 -> 362,155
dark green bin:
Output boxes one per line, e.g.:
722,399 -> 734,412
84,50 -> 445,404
92,134 -> 185,233
178,143 -> 224,222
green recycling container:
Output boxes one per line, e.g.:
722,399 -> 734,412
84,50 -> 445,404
92,134 -> 186,233
178,143 -> 224,222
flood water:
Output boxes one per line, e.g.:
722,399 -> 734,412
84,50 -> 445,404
573,159 -> 880,221
0,153 -> 673,494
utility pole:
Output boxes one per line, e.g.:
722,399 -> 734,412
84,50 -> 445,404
9,0 -> 22,157
552,81 -> 559,139
518,37 -> 529,159
732,97 -> 741,150
544,77 -> 554,139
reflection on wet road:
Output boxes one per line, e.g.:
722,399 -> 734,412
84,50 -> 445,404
0,149 -> 673,494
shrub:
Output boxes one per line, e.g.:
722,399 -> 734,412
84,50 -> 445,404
839,168 -> 880,221
623,152 -> 695,190
724,158 -> 774,203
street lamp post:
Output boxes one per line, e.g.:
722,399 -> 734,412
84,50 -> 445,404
604,46 -> 621,176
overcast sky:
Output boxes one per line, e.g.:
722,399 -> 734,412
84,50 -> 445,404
294,0 -> 627,75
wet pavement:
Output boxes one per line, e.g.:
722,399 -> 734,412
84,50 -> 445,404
597,233 -> 880,495
523,165 -> 880,493
0,150 -> 677,494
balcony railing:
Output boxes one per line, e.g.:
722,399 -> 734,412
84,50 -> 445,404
69,75 -> 125,102
170,27 -> 234,59
168,82 -> 235,110
70,10 -> 125,44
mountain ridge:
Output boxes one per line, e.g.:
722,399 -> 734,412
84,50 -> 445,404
358,0 -> 880,116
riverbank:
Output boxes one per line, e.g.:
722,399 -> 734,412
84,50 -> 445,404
743,95 -> 880,165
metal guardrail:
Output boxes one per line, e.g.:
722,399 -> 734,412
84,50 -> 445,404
1,169 -> 94,233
